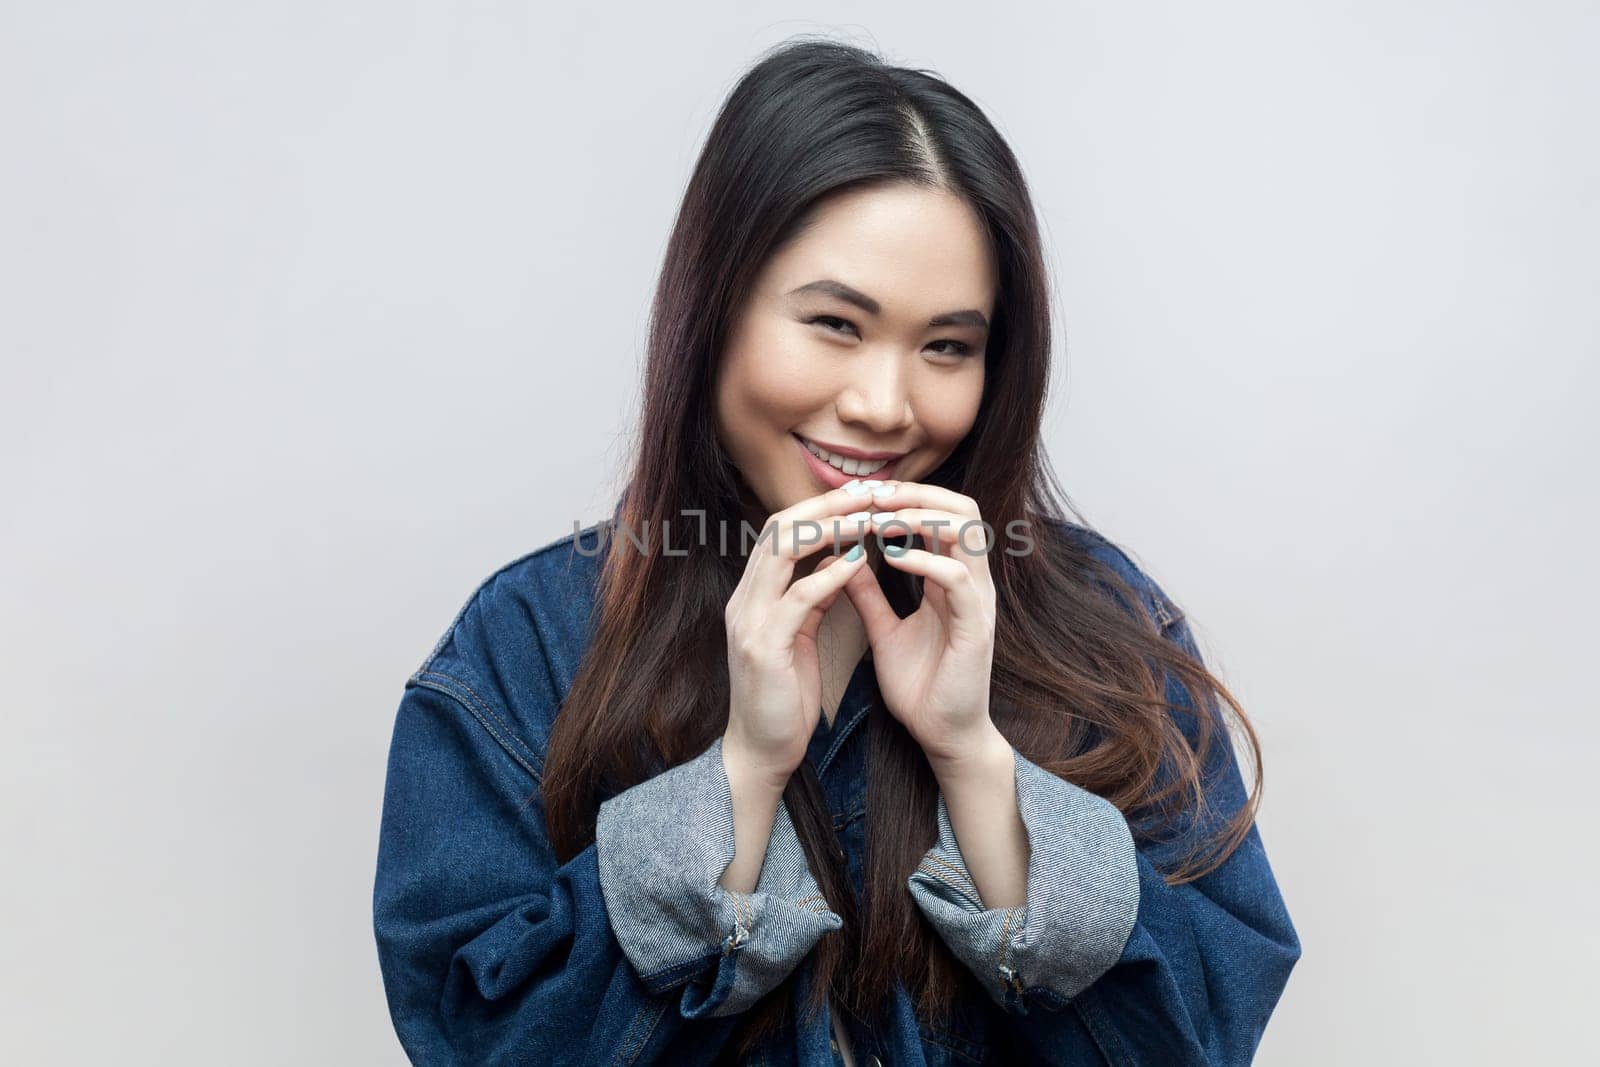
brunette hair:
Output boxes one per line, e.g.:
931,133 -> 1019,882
540,35 -> 1264,1055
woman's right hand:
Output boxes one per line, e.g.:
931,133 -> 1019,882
722,481 -> 890,789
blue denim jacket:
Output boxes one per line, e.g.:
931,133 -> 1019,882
373,519 -> 1301,1065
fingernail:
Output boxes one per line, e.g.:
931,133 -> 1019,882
870,484 -> 896,499
844,544 -> 864,561
844,480 -> 871,497
870,511 -> 895,524
845,510 -> 871,523
883,543 -> 908,557
862,479 -> 884,488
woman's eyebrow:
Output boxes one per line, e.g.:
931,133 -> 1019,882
786,278 -> 989,330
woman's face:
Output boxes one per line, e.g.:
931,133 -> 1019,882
715,182 -> 997,517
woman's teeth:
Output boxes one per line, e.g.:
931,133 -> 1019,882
800,437 -> 894,476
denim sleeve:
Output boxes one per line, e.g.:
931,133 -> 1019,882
372,679 -> 837,1066
906,745 -> 1139,1012
907,594 -> 1301,1064
594,733 -> 844,1018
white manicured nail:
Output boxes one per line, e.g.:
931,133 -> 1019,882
843,480 -> 871,497
870,484 -> 896,499
862,479 -> 884,488
845,510 -> 872,523
871,511 -> 895,524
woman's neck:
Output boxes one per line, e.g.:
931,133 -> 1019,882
817,592 -> 871,725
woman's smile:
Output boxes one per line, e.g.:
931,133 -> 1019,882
794,433 -> 906,488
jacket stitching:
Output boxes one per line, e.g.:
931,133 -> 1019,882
637,946 -> 720,987
414,670 -> 543,779
411,672 -> 542,783
422,669 -> 544,774
818,698 -> 871,776
998,905 -> 1016,971
913,862 -> 972,899
920,854 -> 970,883
913,863 -> 984,911
831,804 -> 866,830
919,855 -> 982,901
1074,985 -> 1136,1066
916,1025 -> 987,1064
611,997 -> 667,1067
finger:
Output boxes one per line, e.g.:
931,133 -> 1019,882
745,477 -> 890,563
869,507 -> 995,594
743,507 -> 874,609
810,552 -> 853,614
868,508 -> 992,555
840,556 -> 900,649
766,546 -> 872,643
729,477 -> 894,624
879,546 -> 991,626
773,477 -> 901,530
809,549 -> 850,599
858,481 -> 979,520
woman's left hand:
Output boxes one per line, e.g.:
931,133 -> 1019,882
840,481 -> 999,765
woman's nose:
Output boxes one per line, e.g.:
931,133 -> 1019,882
836,351 -> 914,433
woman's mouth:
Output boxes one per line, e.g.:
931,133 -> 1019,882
794,434 -> 905,488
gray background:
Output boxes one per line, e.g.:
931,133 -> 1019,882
4,3 -> 1595,1063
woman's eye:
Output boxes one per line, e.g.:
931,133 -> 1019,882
807,315 -> 973,358
809,314 -> 858,336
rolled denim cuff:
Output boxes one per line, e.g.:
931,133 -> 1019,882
595,734 -> 843,1018
907,746 -> 1140,1014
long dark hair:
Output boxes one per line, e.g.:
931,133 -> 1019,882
541,36 -> 1263,1056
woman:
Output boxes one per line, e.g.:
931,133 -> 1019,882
373,37 -> 1300,1066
